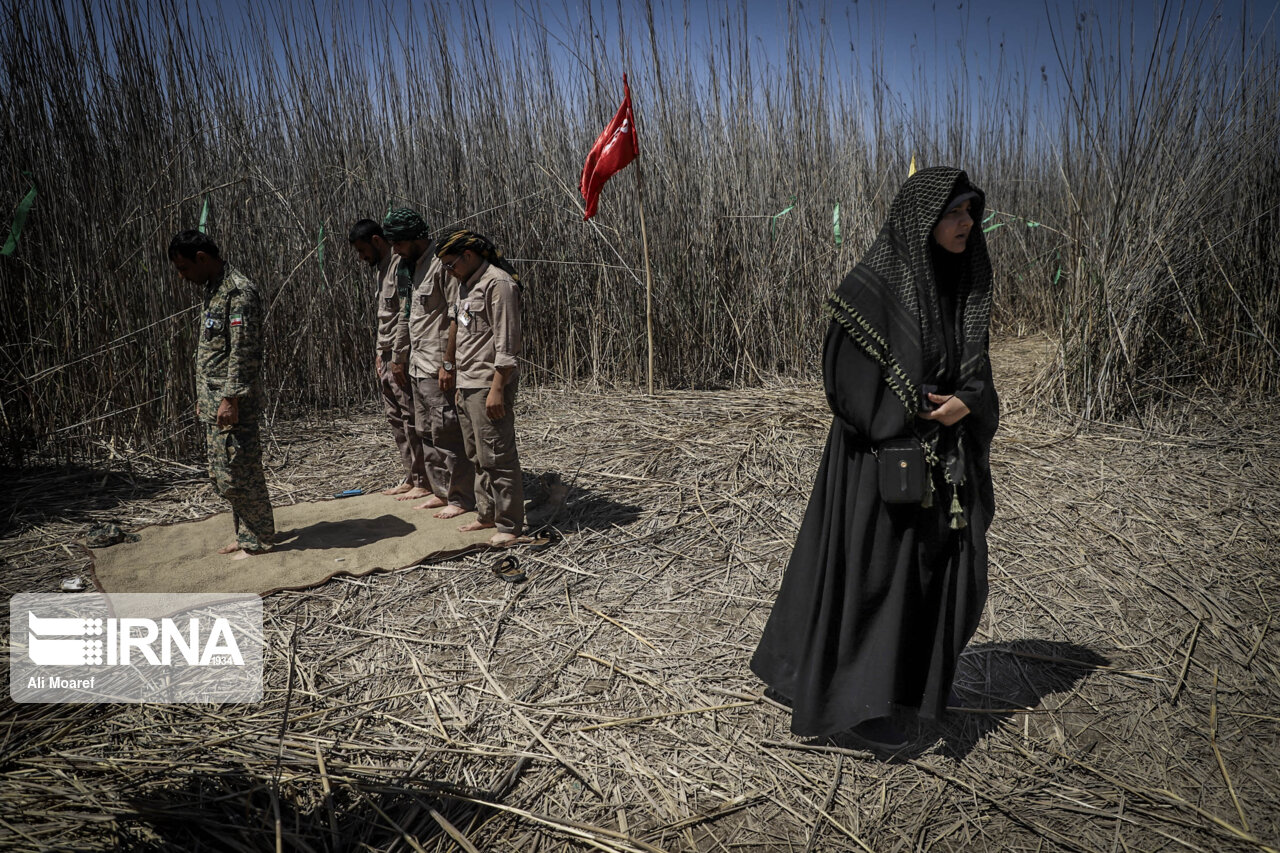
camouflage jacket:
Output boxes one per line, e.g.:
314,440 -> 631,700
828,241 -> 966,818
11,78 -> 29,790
196,265 -> 266,423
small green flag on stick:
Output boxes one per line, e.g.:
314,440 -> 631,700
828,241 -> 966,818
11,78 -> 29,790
1,173 -> 37,257
771,197 -> 796,241
198,196 -> 210,233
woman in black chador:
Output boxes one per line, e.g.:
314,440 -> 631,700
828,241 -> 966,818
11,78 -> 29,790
750,167 -> 998,749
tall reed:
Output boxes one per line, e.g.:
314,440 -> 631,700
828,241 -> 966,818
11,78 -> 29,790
1,0 -> 1275,463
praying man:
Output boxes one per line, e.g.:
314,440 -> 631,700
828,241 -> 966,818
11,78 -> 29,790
348,217 -> 431,500
434,230 -> 525,546
168,230 -> 275,559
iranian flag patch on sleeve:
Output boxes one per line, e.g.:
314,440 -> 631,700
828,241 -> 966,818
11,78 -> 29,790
230,314 -> 244,327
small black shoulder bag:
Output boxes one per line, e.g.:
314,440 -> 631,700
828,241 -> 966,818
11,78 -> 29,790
876,437 -> 928,504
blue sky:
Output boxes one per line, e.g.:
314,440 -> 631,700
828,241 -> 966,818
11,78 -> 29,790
472,0 -> 1276,92
68,0 -> 1278,136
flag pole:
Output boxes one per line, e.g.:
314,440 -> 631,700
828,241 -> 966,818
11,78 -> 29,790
635,156 -> 655,396
580,72 -> 652,393
627,71 -> 655,395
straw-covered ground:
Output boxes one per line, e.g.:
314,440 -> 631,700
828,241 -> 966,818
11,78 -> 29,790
2,336 -> 1278,852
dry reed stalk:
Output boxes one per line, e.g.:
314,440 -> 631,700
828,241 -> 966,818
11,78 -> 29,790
1,1 -> 1277,465
1,337 -> 1279,850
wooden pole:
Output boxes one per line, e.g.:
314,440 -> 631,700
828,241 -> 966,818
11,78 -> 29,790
635,162 -> 655,396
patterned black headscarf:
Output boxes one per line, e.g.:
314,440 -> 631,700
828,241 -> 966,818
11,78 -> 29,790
828,166 -> 992,424
382,208 -> 430,242
434,230 -> 521,285
827,167 -> 992,527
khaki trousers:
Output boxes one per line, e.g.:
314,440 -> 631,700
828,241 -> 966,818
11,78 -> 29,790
380,363 -> 428,488
457,380 -> 523,535
411,374 -> 475,510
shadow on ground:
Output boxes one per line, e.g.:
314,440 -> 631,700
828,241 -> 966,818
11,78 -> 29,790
271,516 -> 416,553
555,488 -> 642,532
117,765 -> 520,851
519,468 -> 642,534
0,464 -> 178,537
935,638 -> 1110,761
819,639 -> 1110,763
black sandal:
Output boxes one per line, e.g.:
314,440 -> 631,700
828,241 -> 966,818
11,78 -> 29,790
492,555 -> 527,584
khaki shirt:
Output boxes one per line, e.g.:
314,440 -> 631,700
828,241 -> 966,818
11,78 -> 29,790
196,265 -> 266,423
375,252 -> 409,364
454,261 -> 522,390
407,256 -> 455,380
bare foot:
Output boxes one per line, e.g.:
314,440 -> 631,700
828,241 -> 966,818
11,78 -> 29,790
411,495 -> 446,509
217,542 -> 240,555
382,483 -> 412,496
489,532 -> 518,547
434,504 -> 467,519
396,487 -> 432,502
459,520 -> 496,532
230,548 -> 268,560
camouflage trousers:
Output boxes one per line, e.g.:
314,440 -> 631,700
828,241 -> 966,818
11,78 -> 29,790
205,421 -> 275,552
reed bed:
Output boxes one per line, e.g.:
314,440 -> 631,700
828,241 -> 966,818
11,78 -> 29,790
1,0 -> 1277,464
1,337 -> 1278,851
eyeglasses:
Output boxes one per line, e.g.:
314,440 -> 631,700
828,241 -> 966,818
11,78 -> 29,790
440,250 -> 476,272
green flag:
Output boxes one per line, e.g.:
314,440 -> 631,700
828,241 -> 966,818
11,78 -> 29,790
771,197 -> 796,241
198,196 -> 210,233
1,173 -> 37,257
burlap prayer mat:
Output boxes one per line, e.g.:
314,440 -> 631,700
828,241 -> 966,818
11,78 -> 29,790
87,493 -> 500,596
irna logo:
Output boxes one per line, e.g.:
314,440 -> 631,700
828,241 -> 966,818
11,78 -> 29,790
12,592 -> 263,704
26,613 -> 246,666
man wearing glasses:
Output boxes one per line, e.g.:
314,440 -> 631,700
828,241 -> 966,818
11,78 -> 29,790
434,230 -> 524,546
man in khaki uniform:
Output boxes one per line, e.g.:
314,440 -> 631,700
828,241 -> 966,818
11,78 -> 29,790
434,230 -> 523,546
348,218 -> 429,500
168,230 -> 275,559
388,210 -> 475,518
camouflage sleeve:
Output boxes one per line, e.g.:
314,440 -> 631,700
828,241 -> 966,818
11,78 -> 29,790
224,285 -> 264,398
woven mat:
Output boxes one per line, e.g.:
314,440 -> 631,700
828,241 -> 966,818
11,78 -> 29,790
88,493 -> 497,596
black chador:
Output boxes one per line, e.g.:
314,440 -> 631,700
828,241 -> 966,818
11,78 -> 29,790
751,167 -> 1000,737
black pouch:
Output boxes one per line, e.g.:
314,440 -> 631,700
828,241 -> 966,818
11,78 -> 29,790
877,437 -> 928,504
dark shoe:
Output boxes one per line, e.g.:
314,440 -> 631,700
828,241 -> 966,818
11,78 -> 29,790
492,555 -> 527,584
850,717 -> 909,751
85,522 -> 139,548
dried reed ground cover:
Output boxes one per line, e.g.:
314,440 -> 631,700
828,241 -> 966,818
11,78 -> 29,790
1,337 -> 1278,852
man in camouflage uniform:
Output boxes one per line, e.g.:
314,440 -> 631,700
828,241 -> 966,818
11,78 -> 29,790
348,218 -> 430,500
169,230 -> 275,559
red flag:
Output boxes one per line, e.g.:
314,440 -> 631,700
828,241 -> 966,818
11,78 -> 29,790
580,75 -> 639,220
